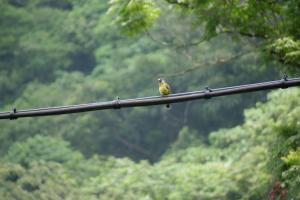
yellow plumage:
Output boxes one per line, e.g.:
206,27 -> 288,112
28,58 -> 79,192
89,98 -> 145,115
159,81 -> 171,95
158,78 -> 171,107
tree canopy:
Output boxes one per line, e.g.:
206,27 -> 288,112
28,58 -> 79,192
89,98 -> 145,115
0,0 -> 299,199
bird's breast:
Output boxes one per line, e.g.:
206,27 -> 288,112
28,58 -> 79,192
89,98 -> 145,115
159,85 -> 170,95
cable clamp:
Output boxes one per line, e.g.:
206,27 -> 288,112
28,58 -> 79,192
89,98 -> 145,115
281,74 -> 288,89
113,97 -> 121,109
9,107 -> 18,120
204,86 -> 213,99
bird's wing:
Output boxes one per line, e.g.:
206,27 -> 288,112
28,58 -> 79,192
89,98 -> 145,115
165,83 -> 171,92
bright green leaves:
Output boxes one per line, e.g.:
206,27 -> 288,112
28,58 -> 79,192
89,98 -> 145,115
108,0 -> 160,36
282,148 -> 300,166
281,148 -> 300,198
268,37 -> 300,71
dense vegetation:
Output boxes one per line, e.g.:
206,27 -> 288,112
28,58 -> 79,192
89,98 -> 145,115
0,0 -> 299,199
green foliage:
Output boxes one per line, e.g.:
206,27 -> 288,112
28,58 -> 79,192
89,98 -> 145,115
108,0 -> 160,36
268,37 -> 300,72
285,0 -> 300,38
0,88 -> 299,199
0,0 -> 281,161
4,135 -> 82,166
116,0 -> 300,72
0,1 -> 74,102
0,161 -> 81,200
169,126 -> 203,150
84,88 -> 299,199
0,36 -> 278,161
282,148 -> 300,166
281,148 -> 300,198
281,165 -> 300,199
0,0 -> 299,199
84,88 -> 300,199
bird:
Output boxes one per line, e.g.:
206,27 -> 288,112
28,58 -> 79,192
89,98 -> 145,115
158,78 -> 171,108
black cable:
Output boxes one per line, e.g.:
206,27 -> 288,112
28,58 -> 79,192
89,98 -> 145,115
0,76 -> 299,120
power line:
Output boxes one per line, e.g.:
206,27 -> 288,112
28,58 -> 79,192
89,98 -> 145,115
0,76 -> 299,120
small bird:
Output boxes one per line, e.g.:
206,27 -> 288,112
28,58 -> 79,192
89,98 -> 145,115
158,78 -> 171,108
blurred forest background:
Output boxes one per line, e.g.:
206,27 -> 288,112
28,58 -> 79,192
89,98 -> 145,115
0,0 -> 299,199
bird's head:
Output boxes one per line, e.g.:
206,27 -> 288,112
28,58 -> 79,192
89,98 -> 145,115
158,78 -> 163,83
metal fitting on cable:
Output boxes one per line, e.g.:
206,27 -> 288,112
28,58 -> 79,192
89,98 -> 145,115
9,107 -> 18,120
113,96 -> 121,109
204,86 -> 213,99
281,74 -> 288,89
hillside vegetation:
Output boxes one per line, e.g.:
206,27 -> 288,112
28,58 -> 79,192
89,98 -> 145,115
0,0 -> 299,199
